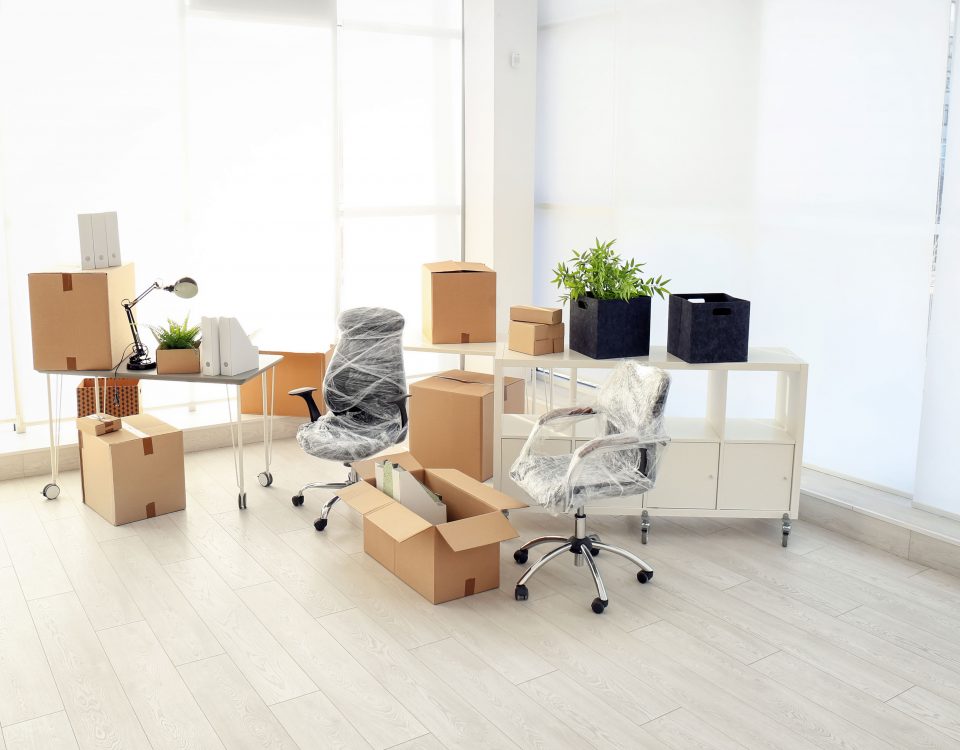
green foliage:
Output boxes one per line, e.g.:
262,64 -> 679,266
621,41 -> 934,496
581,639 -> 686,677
551,238 -> 670,303
149,315 -> 200,350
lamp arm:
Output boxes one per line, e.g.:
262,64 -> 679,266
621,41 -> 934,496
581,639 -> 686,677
127,281 -> 161,308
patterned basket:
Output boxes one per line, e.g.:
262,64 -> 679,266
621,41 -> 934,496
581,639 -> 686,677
77,378 -> 141,418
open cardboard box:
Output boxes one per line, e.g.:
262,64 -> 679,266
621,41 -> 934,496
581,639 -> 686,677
351,451 -> 424,486
339,468 -> 526,604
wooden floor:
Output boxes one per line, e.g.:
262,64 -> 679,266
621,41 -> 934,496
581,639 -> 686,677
1,439 -> 959,750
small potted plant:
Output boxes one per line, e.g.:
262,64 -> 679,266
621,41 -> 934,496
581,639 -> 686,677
552,238 -> 669,358
150,315 -> 201,374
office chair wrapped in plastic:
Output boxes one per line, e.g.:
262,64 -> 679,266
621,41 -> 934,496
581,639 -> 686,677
290,307 -> 409,531
510,361 -> 670,614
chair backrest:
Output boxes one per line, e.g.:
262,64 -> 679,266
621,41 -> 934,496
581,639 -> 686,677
594,361 -> 670,437
323,307 -> 406,422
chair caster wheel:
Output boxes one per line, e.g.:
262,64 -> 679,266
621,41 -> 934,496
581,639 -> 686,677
314,518 -> 328,532
637,570 -> 653,584
513,549 -> 528,565
515,584 -> 529,601
782,533 -> 789,548
258,472 -> 273,487
591,597 -> 608,614
238,493 -> 247,509
42,483 -> 60,500
591,547 -> 600,556
292,495 -> 304,507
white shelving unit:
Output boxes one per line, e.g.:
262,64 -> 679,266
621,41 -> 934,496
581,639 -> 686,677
492,345 -> 809,544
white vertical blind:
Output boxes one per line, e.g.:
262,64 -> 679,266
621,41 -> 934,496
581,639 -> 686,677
535,0 -> 951,491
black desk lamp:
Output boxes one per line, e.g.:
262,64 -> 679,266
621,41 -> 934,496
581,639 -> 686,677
123,277 -> 199,371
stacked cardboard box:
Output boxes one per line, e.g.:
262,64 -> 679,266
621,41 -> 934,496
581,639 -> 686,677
508,305 -> 564,355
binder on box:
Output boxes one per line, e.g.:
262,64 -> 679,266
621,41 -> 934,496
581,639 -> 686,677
78,214 -> 96,269
218,317 -> 259,376
200,316 -> 221,376
90,213 -> 109,268
103,212 -> 122,267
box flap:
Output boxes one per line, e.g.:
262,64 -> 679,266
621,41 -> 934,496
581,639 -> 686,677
425,468 -> 528,510
339,481 -> 395,515
436,511 -> 518,551
366,502 -> 433,542
423,261 -> 494,274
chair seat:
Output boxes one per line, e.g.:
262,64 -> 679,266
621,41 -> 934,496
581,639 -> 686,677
511,451 -> 654,511
297,411 -> 407,463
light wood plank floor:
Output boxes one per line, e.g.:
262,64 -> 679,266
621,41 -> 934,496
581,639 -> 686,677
1,439 -> 959,749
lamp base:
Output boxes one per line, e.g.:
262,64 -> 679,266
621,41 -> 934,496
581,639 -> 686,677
127,354 -> 157,371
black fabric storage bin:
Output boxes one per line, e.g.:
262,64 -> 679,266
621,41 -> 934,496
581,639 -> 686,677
667,293 -> 750,363
569,295 -> 651,359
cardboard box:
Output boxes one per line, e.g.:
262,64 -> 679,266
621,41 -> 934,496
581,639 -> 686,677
422,261 -> 496,344
156,348 -> 201,375
409,370 -> 524,481
28,263 -> 136,372
77,378 -> 141,418
510,305 -> 562,325
78,413 -> 186,526
351,451 -> 424,486
508,321 -> 565,356
239,348 -> 334,418
339,468 -> 526,604
76,414 -> 122,437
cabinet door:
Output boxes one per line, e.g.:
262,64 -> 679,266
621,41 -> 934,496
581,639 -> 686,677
717,443 -> 794,511
644,442 -> 719,510
500,437 -> 571,502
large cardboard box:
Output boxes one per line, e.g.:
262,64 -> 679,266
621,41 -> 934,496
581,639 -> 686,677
422,261 -> 496,344
508,321 -> 565,356
28,263 -> 135,371
339,468 -> 526,604
78,413 -> 186,526
409,370 -> 524,481
239,348 -> 334,418
351,451 -> 424,486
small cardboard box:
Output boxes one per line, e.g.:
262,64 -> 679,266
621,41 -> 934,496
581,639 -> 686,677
240,348 -> 334,418
156,348 -> 201,375
28,263 -> 136,372
409,370 -> 524,481
76,414 -> 122,437
339,468 -> 526,604
508,321 -> 565,356
78,413 -> 186,526
77,378 -> 141,418
422,261 -> 496,344
351,451 -> 425,486
510,305 -> 562,325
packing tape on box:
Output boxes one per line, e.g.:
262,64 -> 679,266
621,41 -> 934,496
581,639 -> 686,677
61,273 -> 73,292
121,423 -> 155,455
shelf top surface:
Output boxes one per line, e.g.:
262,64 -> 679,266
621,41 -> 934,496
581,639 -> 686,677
495,343 -> 806,370
36,353 -> 284,385
403,338 -> 498,356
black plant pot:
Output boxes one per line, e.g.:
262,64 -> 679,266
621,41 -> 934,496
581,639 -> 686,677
569,294 -> 651,359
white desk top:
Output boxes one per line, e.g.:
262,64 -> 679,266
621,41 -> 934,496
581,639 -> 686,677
36,353 -> 284,385
495,344 -> 806,371
403,338 -> 498,356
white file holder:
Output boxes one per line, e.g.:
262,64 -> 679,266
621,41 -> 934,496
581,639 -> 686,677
218,317 -> 259,376
201,316 -> 221,376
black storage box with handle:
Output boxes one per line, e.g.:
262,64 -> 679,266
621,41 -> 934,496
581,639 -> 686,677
667,293 -> 750,363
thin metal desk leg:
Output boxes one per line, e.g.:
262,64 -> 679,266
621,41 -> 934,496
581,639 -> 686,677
42,374 -> 61,500
258,368 -> 275,488
236,384 -> 246,509
93,375 -> 100,416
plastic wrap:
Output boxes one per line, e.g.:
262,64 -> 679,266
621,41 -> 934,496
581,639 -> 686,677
297,307 -> 408,462
509,361 -> 671,513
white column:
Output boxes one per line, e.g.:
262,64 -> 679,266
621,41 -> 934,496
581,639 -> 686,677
463,0 -> 538,372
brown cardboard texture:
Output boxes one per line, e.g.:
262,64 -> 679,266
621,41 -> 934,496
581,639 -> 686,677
508,321 -> 565,356
78,413 -> 186,526
76,415 -> 122,437
351,451 -> 425,486
510,305 -> 562,325
422,261 -> 496,343
156,348 -> 200,374
29,263 -> 136,371
409,370 -> 524,481
240,348 -> 334,417
339,468 -> 526,604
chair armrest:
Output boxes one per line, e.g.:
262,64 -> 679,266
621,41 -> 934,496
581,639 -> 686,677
536,406 -> 599,427
288,386 -> 321,422
562,431 -> 670,508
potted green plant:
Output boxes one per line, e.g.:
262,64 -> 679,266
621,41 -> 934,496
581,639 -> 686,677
552,238 -> 669,358
150,315 -> 201,374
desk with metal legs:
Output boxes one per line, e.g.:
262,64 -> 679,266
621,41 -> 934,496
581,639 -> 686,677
36,353 -> 284,509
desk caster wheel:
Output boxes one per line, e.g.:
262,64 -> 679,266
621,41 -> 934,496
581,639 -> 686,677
515,584 -> 529,601
513,549 -> 528,565
637,570 -> 653,584
258,472 -> 273,487
314,518 -> 328,532
292,494 -> 304,507
42,483 -> 60,500
591,597 -> 608,614
238,492 -> 247,510
782,533 -> 789,548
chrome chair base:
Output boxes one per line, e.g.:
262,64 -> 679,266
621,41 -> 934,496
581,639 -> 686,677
291,464 -> 356,531
513,509 -> 654,614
